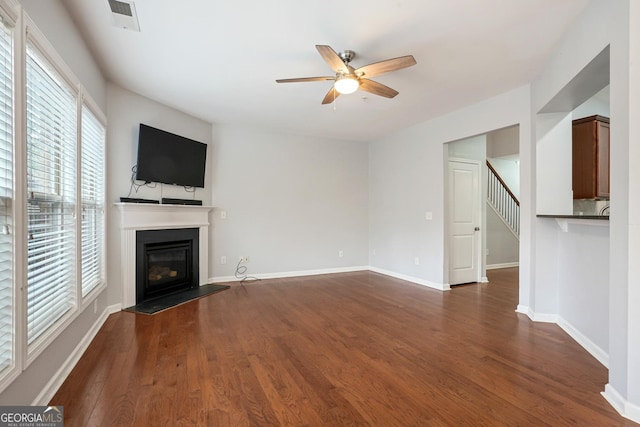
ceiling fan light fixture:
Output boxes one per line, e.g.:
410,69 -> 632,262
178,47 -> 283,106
276,45 -> 417,104
334,75 -> 359,94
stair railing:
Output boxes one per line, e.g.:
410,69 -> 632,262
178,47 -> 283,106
487,161 -> 519,236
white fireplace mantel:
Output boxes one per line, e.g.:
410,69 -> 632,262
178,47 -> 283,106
115,203 -> 214,308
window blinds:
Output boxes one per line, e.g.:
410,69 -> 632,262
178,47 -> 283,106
26,42 -> 77,345
80,105 -> 105,297
0,19 -> 13,374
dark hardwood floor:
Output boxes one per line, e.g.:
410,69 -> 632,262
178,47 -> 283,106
51,268 -> 636,426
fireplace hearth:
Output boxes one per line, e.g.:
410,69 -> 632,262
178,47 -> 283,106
136,228 -> 199,304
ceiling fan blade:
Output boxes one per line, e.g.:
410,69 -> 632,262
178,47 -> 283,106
355,55 -> 416,78
321,87 -> 340,104
276,76 -> 335,83
359,79 -> 399,98
316,45 -> 348,73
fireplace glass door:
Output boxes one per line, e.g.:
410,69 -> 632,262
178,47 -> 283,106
145,243 -> 191,299
136,228 -> 199,304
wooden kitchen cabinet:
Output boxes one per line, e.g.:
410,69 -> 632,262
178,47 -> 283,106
572,115 -> 610,199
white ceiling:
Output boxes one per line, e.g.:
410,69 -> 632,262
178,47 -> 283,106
61,0 -> 590,142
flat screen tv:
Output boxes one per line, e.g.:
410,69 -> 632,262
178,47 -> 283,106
135,124 -> 207,188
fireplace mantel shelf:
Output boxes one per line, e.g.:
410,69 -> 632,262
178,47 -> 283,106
115,202 -> 214,213
115,203 -> 214,230
115,202 -> 214,308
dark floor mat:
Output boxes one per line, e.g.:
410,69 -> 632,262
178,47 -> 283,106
123,283 -> 230,314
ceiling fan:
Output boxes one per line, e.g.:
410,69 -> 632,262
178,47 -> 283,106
276,45 -> 417,105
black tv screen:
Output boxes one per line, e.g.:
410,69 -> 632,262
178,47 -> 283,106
135,124 -> 207,188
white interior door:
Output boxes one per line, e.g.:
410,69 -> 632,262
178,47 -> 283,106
449,160 -> 481,285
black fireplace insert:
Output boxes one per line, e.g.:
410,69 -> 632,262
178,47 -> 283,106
136,228 -> 199,304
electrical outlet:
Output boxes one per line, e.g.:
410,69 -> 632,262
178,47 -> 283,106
220,210 -> 227,219
425,211 -> 433,220
239,255 -> 249,263
338,250 -> 344,258
414,257 -> 420,265
221,255 -> 227,265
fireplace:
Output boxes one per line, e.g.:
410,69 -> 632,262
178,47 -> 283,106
116,203 -> 212,308
136,228 -> 199,304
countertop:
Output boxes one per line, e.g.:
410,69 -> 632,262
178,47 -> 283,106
537,214 -> 609,220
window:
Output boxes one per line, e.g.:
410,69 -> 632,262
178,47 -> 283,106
0,5 -> 106,392
0,15 -> 13,376
25,41 -> 77,346
80,105 -> 105,297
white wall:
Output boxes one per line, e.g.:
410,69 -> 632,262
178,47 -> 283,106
106,83 -> 213,306
535,112 -> 573,215
20,0 -> 106,111
486,125 -> 519,159
620,0 -> 640,410
557,223 -> 609,356
573,85 -> 610,119
369,129 -> 446,285
106,83 -> 213,205
531,0 -> 640,420
106,85 -> 369,288
486,206 -> 519,267
447,135 -> 486,160
530,218 -> 559,314
369,85 -> 531,287
210,125 -> 369,279
487,158 -> 520,200
486,126 -> 520,268
486,125 -> 520,217
0,0 -> 108,405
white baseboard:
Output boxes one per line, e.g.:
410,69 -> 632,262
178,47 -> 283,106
517,306 -> 558,323
557,316 -> 608,367
209,265 -> 369,284
486,262 -> 519,270
107,303 -> 122,313
211,266 -> 451,292
602,384 -> 640,424
515,304 -> 530,316
32,303 -> 120,406
368,267 -> 450,291
515,306 -> 608,368
529,312 -> 559,323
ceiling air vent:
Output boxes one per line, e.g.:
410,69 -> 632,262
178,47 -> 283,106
108,0 -> 140,32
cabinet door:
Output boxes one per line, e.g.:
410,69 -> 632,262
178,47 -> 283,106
596,121 -> 610,198
572,121 -> 597,199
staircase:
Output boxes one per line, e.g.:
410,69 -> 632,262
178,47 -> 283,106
487,160 -> 519,237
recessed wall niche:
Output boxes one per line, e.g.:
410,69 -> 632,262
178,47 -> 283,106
535,46 -> 610,215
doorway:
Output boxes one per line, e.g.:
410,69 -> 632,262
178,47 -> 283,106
445,128 -> 520,287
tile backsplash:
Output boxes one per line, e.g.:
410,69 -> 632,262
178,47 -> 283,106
573,199 -> 610,216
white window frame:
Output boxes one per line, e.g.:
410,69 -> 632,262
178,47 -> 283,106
79,95 -> 106,301
0,0 -> 19,393
23,18 -> 81,365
